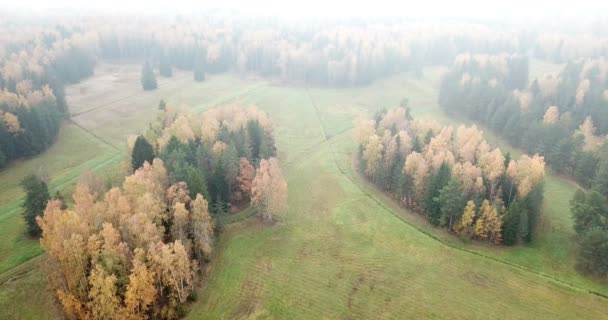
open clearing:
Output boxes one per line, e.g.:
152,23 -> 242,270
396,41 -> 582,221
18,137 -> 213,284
0,63 -> 607,319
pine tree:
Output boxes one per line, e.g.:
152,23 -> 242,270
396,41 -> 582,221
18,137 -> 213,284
131,136 -> 155,171
141,61 -> 158,91
0,149 -> 6,169
593,143 -> 608,197
21,174 -> 50,237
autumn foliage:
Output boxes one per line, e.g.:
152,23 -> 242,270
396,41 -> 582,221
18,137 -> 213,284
37,159 -> 214,319
355,108 -> 545,245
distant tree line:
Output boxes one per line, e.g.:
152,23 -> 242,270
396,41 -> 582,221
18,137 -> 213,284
354,107 -> 545,245
439,54 -> 608,194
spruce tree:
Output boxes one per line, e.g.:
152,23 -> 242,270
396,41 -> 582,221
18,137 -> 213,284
194,57 -> 206,82
21,174 -> 50,237
131,136 -> 155,170
0,149 -> 6,169
593,144 -> 608,197
141,61 -> 158,91
435,178 -> 466,229
159,52 -> 173,77
424,162 -> 451,226
502,201 -> 521,246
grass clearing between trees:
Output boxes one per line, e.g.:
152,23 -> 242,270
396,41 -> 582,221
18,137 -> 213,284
0,63 -> 606,319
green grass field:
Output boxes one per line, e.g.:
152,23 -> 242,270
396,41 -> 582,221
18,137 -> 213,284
0,63 -> 607,319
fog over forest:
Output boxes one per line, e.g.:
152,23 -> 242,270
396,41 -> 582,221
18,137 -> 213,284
0,2 -> 608,320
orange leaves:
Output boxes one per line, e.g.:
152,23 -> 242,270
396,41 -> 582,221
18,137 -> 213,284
234,157 -> 255,203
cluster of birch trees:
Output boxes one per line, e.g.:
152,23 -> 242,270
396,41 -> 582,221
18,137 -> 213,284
354,107 -> 545,245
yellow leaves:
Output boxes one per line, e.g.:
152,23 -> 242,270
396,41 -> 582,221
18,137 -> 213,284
507,154 -> 545,198
171,202 -> 190,246
190,194 -> 214,261
170,115 -> 196,143
456,125 -> 483,163
0,90 -> 21,109
455,201 -> 476,238
88,265 -> 120,320
363,134 -> 384,177
452,162 -> 483,195
512,89 -> 532,112
251,157 -> 288,222
212,141 -> 227,158
124,255 -> 156,319
378,107 -> 408,131
404,152 -> 429,195
477,147 -> 505,186
147,240 -> 196,304
474,200 -> 503,244
575,116 -> 605,153
424,126 -> 455,171
1,111 -> 22,134
39,154 -> 216,319
123,158 -> 168,200
353,115 -> 376,145
576,78 -> 590,106
543,106 -> 560,125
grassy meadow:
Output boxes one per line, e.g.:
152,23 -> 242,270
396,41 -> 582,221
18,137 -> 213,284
0,62 -> 607,319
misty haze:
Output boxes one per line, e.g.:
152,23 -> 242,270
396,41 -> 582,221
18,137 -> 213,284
0,2 -> 607,319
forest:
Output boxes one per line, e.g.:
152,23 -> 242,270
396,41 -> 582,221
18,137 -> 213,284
1,5 -> 608,320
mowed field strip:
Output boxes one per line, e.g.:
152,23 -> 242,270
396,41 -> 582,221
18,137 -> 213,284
0,62 -> 606,319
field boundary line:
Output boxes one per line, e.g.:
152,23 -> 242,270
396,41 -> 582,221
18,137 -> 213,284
303,86 -> 608,300
70,73 -> 193,117
67,119 -> 121,152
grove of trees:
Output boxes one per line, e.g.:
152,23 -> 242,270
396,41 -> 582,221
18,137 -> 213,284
129,104 -> 287,221
439,54 -> 608,194
354,107 -> 545,245
571,190 -> 608,278
35,104 -> 288,319
38,159 -> 214,319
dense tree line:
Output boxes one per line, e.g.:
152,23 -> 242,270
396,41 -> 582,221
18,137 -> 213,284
571,190 -> 608,278
129,104 -> 287,221
3,14 -> 606,170
354,107 -> 545,245
439,54 -> 608,193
